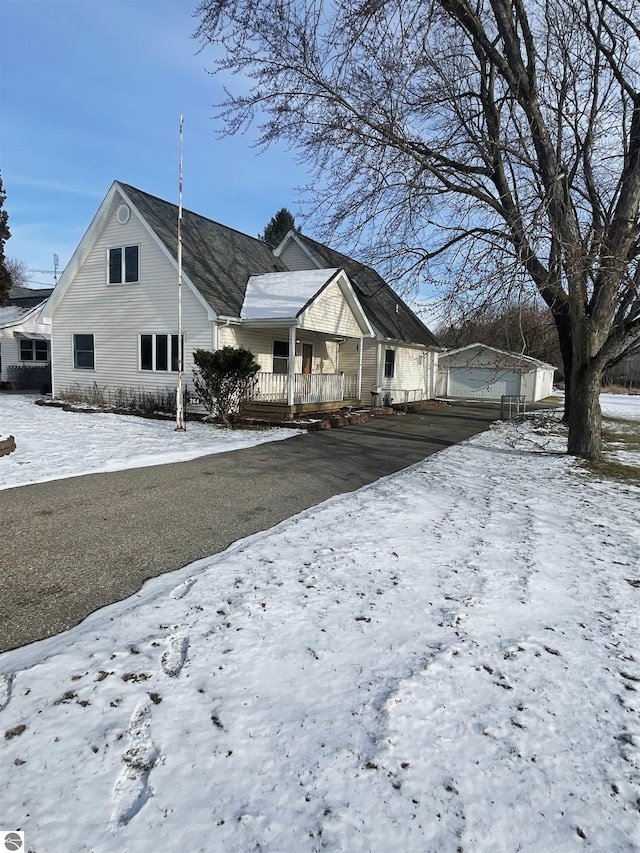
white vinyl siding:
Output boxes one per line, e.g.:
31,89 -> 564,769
341,339 -> 433,401
378,344 -> 433,400
0,335 -> 20,382
278,241 -> 317,272
298,278 -> 362,338
51,190 -> 214,398
218,325 -> 339,374
0,307 -> 52,381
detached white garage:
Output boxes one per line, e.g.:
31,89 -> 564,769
436,343 -> 556,403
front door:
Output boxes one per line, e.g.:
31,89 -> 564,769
302,343 -> 313,375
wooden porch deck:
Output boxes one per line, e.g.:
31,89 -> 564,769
243,398 -> 363,422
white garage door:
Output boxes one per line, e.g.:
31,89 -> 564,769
449,367 -> 521,399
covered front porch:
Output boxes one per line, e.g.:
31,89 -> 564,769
218,266 -> 375,420
243,370 -> 361,421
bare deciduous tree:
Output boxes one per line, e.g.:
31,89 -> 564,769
6,258 -> 29,290
0,174 -> 12,305
195,0 -> 640,459
437,301 -> 563,374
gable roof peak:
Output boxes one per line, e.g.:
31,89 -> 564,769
283,232 -> 439,348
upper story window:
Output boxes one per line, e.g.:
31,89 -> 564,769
384,348 -> 395,379
20,339 -> 49,362
109,246 -> 139,284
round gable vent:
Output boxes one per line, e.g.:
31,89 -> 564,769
116,204 -> 131,225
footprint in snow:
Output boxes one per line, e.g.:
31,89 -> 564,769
111,701 -> 159,826
161,634 -> 189,677
170,577 -> 197,600
0,674 -> 13,711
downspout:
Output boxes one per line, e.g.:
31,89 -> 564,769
357,336 -> 363,400
429,351 -> 436,398
50,325 -> 55,398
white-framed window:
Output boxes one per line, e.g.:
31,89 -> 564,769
272,340 -> 289,374
384,348 -> 395,379
108,245 -> 139,284
19,339 -> 49,362
140,334 -> 183,372
73,334 -> 95,370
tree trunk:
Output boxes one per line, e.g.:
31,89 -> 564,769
566,366 -> 602,460
551,306 -> 572,424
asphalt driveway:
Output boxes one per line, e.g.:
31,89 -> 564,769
0,402 -> 499,652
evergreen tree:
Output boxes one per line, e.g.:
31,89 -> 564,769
0,174 -> 12,305
260,208 -> 298,249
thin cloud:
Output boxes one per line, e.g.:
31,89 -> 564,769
9,176 -> 104,199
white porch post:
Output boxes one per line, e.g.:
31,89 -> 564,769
357,336 -> 363,400
287,324 -> 296,407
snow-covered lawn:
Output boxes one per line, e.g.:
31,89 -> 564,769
1,401 -> 639,852
600,391 -> 640,421
0,395 -> 301,490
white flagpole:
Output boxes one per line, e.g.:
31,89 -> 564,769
175,115 -> 185,431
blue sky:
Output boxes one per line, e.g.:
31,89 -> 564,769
0,0 -> 310,286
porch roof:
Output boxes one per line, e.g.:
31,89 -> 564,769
241,269 -> 340,319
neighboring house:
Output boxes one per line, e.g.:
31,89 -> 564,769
0,286 -> 53,391
436,343 -> 556,402
274,232 -> 441,405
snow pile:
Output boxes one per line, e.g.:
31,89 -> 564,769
0,395 -> 302,490
1,407 -> 639,851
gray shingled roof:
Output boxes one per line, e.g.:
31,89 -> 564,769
118,183 -> 438,346
119,183 -> 288,317
293,234 -> 439,347
7,286 -> 54,310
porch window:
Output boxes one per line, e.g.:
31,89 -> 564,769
109,246 -> 139,284
73,334 -> 95,370
384,348 -> 395,378
140,334 -> 183,372
273,340 -> 289,374
20,339 -> 48,362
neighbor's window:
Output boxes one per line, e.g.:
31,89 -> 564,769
73,334 -> 95,370
140,334 -> 183,372
20,339 -> 49,362
384,348 -> 395,379
108,245 -> 139,284
273,340 -> 289,374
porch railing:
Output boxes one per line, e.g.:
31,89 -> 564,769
253,372 -> 357,405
